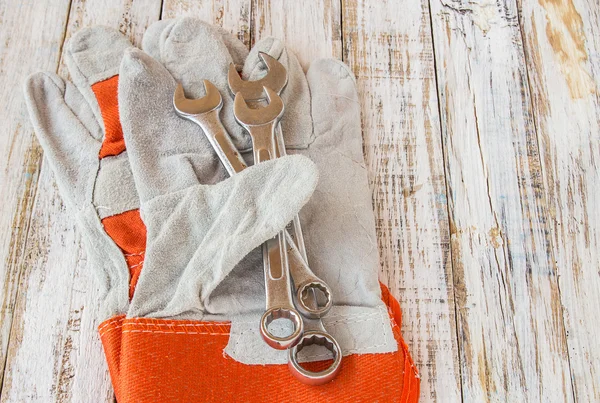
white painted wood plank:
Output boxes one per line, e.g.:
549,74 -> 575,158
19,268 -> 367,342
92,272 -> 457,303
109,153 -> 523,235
518,0 -> 600,400
342,1 -> 461,401
0,0 -> 71,391
252,0 -> 342,69
162,0 -> 252,45
429,0 -> 573,401
0,1 -> 162,401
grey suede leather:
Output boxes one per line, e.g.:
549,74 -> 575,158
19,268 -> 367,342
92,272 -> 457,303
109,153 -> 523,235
118,48 -> 319,318
143,19 -> 249,72
65,26 -> 134,137
95,152 -> 140,219
297,59 -> 383,309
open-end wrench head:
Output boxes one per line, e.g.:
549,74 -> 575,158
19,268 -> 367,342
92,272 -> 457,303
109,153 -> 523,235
228,52 -> 288,100
233,87 -> 284,127
173,80 -> 223,116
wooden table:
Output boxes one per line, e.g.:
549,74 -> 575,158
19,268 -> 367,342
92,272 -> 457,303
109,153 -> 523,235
0,1 -> 598,402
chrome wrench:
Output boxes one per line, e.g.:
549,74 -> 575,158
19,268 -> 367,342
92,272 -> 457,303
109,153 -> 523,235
235,89 -> 341,385
232,88 -> 304,349
228,53 -> 332,319
173,80 -> 303,350
173,80 -> 247,175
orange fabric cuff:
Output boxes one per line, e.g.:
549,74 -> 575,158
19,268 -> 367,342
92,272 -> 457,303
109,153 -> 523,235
99,283 -> 420,402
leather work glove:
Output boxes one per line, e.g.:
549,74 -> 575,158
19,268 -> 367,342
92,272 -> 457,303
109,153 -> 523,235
24,27 -> 150,318
23,23 -> 250,310
97,17 -> 420,402
24,23 -> 319,403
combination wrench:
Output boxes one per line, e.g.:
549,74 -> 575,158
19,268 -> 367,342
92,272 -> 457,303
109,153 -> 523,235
230,56 -> 340,384
232,88 -> 304,349
228,53 -> 333,319
174,80 -> 302,350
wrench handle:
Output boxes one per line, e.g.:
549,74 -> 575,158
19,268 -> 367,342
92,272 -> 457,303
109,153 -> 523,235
275,124 -> 309,263
249,124 -> 278,163
260,231 -> 303,350
262,233 -> 293,305
189,110 -> 248,175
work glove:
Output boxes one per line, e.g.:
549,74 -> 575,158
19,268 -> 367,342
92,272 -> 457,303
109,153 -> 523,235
96,17 -> 419,402
24,27 -> 148,318
23,23 -> 252,311
24,23 -> 320,402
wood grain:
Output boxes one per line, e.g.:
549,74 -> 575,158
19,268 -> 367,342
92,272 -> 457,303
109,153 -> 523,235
0,0 -> 71,392
342,1 -> 461,401
518,0 -> 600,400
162,0 -> 252,45
0,1 -> 161,401
1,0 -> 599,402
252,0 -> 342,68
429,0 -> 573,401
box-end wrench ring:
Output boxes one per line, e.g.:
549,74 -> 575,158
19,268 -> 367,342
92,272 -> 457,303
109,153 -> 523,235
284,231 -> 332,319
288,328 -> 342,385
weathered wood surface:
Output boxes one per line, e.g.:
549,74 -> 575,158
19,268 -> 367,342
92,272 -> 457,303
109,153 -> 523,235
341,1 -> 461,401
0,0 -> 598,402
429,0 -> 573,401
0,0 -> 71,396
518,0 -> 600,401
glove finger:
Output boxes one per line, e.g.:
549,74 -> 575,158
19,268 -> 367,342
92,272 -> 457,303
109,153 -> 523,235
143,18 -> 248,68
64,26 -> 134,142
306,58 -> 361,147
242,38 -> 312,149
213,25 -> 250,69
302,58 -> 382,307
128,154 -> 318,319
65,27 -> 143,238
119,48 -> 226,203
24,72 -> 102,209
142,18 -> 251,151
141,19 -> 172,61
